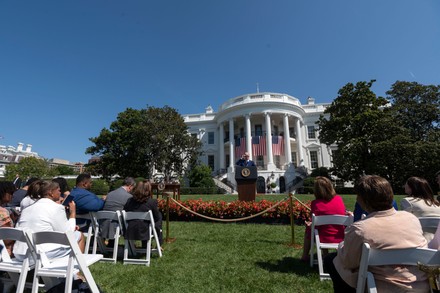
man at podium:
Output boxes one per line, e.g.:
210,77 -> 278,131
235,152 -> 256,167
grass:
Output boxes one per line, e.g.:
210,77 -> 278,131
89,193 -> 407,293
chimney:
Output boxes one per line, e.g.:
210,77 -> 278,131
25,144 -> 32,152
307,96 -> 315,105
17,142 -> 24,152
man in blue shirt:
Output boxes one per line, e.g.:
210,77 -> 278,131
70,173 -> 105,214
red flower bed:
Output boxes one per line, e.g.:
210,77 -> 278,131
158,198 -> 311,224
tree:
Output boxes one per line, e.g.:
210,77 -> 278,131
5,157 -> 53,180
187,164 -> 215,188
318,80 -> 440,189
86,106 -> 202,179
53,165 -> 76,176
383,81 -> 440,187
317,80 -> 389,182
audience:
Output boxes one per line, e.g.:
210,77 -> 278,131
300,176 -> 346,262
429,170 -> 440,249
123,180 -> 163,247
52,177 -> 71,199
70,174 -> 105,214
101,177 -> 136,242
324,175 -> 429,292
9,177 -> 39,207
13,180 -> 85,261
401,176 -> 440,241
0,181 -> 17,256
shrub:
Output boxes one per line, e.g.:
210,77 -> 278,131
91,179 -> 110,195
158,198 -> 311,224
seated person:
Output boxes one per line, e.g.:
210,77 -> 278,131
70,174 -> 105,214
353,200 -> 398,222
324,175 -> 429,292
13,180 -> 85,261
9,177 -> 39,207
300,176 -> 346,262
52,177 -> 71,199
235,152 -> 256,167
101,177 -> 135,242
70,174 -> 105,229
402,176 -> 440,241
0,181 -> 17,256
123,180 -> 163,247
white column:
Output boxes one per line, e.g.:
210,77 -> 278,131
229,119 -> 235,169
283,114 -> 292,164
219,123 -> 225,170
295,118 -> 305,166
245,114 -> 252,159
265,112 -> 275,169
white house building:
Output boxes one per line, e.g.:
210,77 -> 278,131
182,92 -> 336,194
0,143 -> 40,178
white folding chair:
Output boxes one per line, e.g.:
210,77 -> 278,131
356,242 -> 440,293
418,217 -> 440,235
76,213 -> 94,254
0,227 -> 36,293
90,211 -> 122,263
310,213 -> 353,280
31,230 -> 103,293
121,210 -> 162,266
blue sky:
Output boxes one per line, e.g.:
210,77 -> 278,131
1,1 -> 439,163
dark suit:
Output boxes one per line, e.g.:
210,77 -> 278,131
236,159 -> 256,167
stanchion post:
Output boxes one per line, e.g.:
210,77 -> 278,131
164,192 -> 176,243
289,192 -> 295,246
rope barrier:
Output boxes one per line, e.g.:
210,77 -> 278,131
169,196 -> 290,223
290,194 -> 311,211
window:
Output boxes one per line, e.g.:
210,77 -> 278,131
307,125 -> 316,139
273,126 -> 279,136
226,154 -> 230,167
331,149 -> 339,165
240,128 -> 245,138
255,125 -> 263,136
208,132 -> 214,144
256,155 -> 264,167
289,127 -> 296,139
208,155 -> 215,171
310,151 -> 318,169
275,155 -> 280,168
291,152 -> 297,166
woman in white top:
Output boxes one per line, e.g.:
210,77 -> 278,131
401,176 -> 440,241
13,180 -> 85,261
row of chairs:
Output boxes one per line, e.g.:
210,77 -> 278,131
77,210 -> 162,266
0,228 -> 103,293
310,214 -> 440,292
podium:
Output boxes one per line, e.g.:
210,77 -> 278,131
235,166 -> 257,201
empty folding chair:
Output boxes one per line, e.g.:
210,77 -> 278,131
121,210 -> 162,266
31,230 -> 103,293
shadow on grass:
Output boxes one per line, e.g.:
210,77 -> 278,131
255,257 -> 318,276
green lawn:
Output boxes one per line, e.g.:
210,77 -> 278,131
89,194 -> 406,293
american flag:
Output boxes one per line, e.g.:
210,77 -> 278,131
252,136 -> 266,156
272,135 -> 284,155
235,137 -> 246,158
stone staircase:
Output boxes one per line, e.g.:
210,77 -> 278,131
213,177 -> 237,194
